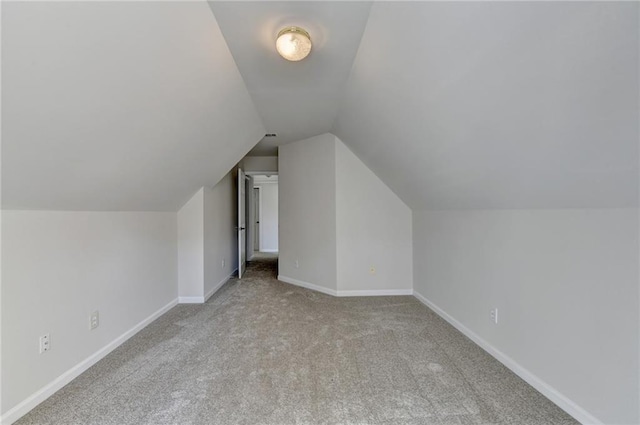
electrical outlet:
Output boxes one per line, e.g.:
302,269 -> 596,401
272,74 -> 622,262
90,311 -> 99,330
39,334 -> 50,353
490,308 -> 498,324
295,259 -> 299,268
222,258 -> 225,268
369,266 -> 376,275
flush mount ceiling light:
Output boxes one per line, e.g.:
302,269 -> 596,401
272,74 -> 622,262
276,26 -> 312,61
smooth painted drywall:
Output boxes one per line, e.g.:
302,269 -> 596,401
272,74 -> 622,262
204,172 -> 238,297
278,134 -> 337,291
279,134 -> 413,295
2,1 -> 264,211
333,2 -> 639,210
256,183 -> 278,252
209,1 -> 372,145
241,156 -> 278,173
178,188 -> 204,299
1,210 -> 177,414
413,209 -> 639,424
335,140 -> 412,291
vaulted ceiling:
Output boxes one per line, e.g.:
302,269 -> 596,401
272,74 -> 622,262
2,1 -> 264,211
2,1 -> 638,211
208,1 -> 372,155
333,1 -> 639,209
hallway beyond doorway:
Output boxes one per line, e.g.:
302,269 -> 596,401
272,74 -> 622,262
246,174 -> 278,263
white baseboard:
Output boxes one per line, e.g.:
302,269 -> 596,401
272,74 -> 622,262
178,296 -> 204,304
1,298 -> 178,425
278,275 -> 338,296
277,276 -> 413,299
259,249 -> 278,253
337,289 -> 413,297
204,270 -> 236,302
412,290 -> 602,425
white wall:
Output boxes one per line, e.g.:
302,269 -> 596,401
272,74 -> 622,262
333,2 -> 638,211
179,176 -> 238,304
413,209 -> 639,425
279,133 -> 412,296
204,171 -> 238,299
177,188 -> 204,302
335,140 -> 412,294
279,134 -> 337,292
241,156 -> 278,173
2,1 -> 265,211
255,180 -> 278,252
1,211 -> 177,420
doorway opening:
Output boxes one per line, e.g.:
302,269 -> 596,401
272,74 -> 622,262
238,169 -> 278,278
249,174 -> 278,260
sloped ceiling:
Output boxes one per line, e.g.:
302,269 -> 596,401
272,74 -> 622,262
2,1 -> 264,211
3,1 -> 638,212
208,1 -> 372,156
333,1 -> 639,210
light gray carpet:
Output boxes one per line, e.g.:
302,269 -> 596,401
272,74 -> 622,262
17,257 -> 577,425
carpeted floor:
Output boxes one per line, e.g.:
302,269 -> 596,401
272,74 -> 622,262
17,256 -> 577,425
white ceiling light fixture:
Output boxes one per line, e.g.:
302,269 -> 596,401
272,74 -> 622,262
276,26 -> 312,61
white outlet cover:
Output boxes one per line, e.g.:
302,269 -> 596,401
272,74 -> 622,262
39,334 -> 50,353
491,308 -> 499,324
90,311 -> 99,330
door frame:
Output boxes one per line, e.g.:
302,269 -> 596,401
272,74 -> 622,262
253,187 -> 260,253
237,168 -> 249,278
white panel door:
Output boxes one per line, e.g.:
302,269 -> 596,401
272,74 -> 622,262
238,168 -> 246,278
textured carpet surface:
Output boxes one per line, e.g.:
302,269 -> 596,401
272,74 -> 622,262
17,256 -> 577,425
